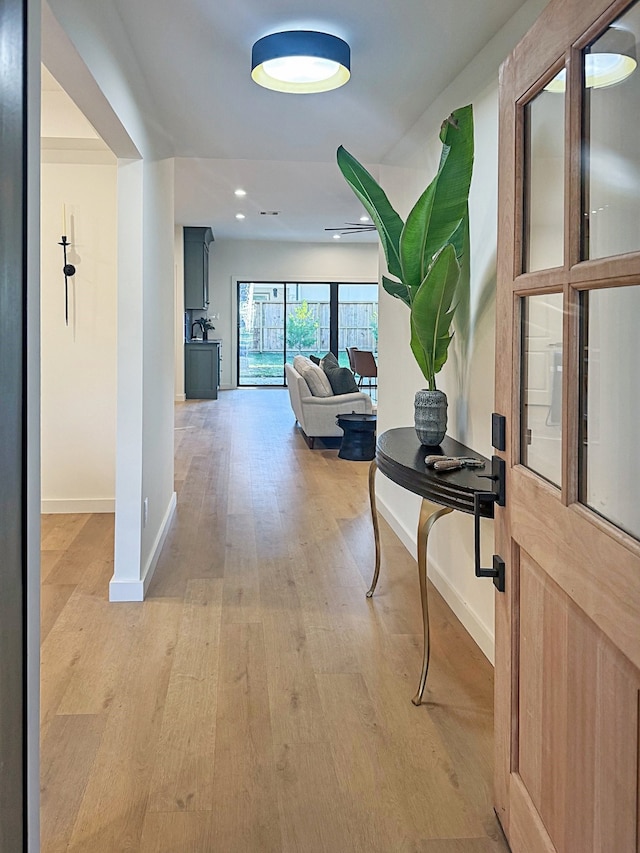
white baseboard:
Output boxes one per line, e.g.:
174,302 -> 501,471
109,491 -> 177,602
108,578 -> 145,602
175,393 -> 186,402
41,498 -> 115,514
376,494 -> 495,664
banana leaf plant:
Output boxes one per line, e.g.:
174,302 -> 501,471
337,104 -> 474,391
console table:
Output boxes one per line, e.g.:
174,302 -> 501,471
368,428 -> 493,705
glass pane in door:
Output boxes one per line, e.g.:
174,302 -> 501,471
524,87 -> 565,272
338,283 -> 378,367
521,293 -> 563,486
580,286 -> 640,539
285,283 -> 330,364
582,4 -> 640,259
238,282 -> 285,385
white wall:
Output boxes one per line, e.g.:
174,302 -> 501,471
141,158 -> 177,570
208,239 -> 378,387
375,0 -> 549,661
112,156 -> 177,599
45,0 -> 177,599
40,153 -> 118,512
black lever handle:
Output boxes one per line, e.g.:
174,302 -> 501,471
472,455 -> 506,593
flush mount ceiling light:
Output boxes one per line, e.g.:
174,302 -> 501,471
251,30 -> 350,94
545,27 -> 636,93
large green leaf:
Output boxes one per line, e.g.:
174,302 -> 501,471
409,321 -> 430,385
399,105 -> 474,289
336,146 -> 404,280
451,210 -> 470,342
426,106 -> 474,261
412,244 -> 460,389
449,210 -> 468,265
382,275 -> 411,307
399,179 -> 438,289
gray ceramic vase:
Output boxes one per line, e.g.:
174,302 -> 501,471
414,389 -> 447,446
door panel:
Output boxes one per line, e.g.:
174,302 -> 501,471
496,1 -> 640,849
518,549 -> 639,852
510,467 -> 640,669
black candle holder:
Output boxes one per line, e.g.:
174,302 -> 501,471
58,235 -> 76,326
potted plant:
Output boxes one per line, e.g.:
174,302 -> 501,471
193,316 -> 215,341
337,103 -> 474,445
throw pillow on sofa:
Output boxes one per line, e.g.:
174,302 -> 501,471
320,353 -> 359,395
292,355 -> 333,397
320,352 -> 339,370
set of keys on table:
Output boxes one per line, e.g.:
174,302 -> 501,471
425,455 -> 486,472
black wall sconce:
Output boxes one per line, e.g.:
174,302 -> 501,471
58,234 -> 76,326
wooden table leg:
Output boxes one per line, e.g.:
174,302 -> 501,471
412,500 -> 453,706
366,460 -> 380,598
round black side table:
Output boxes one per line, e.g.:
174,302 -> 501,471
336,413 -> 377,461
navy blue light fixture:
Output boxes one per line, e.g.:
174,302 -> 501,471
251,30 -> 350,93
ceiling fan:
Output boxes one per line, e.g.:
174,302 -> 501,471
324,221 -> 377,235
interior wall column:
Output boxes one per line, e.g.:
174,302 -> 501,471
111,157 -> 145,600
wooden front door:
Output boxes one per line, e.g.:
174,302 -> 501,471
495,0 -> 640,849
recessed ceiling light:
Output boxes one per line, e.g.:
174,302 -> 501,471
251,31 -> 351,94
234,189 -> 247,197
360,215 -> 370,222
333,234 -> 341,240
235,213 -> 246,220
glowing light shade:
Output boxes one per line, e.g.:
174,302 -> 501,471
251,31 -> 350,93
545,27 -> 636,93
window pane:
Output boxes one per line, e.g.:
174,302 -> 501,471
521,293 -> 563,486
238,282 -> 285,385
524,88 -> 565,272
338,283 -> 378,367
583,4 -> 640,259
285,283 -> 330,361
580,287 -> 640,539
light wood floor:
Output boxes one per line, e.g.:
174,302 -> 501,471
40,389 -> 508,853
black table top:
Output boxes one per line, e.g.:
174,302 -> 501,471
337,413 -> 377,424
376,428 -> 494,517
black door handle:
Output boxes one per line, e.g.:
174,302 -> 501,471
473,455 -> 506,593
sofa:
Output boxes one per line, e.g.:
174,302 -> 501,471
285,355 -> 374,448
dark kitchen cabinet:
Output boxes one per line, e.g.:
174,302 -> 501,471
185,341 -> 220,399
184,226 -> 214,310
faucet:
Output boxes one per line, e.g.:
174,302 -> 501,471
191,321 -> 201,339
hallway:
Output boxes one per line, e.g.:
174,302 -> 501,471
40,389 -> 507,852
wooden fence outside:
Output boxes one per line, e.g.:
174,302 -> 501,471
241,301 -> 378,353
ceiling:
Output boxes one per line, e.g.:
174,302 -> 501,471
42,0 -> 532,243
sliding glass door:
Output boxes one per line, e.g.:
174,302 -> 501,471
237,281 -> 377,386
